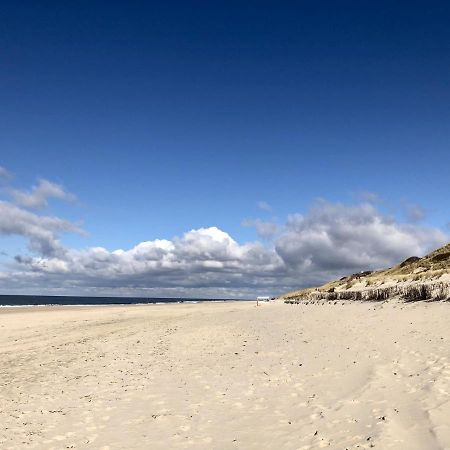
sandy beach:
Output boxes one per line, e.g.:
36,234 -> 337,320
2,300 -> 450,449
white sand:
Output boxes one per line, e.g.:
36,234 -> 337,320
1,300 -> 450,449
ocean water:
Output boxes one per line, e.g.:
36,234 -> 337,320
0,295 -> 251,307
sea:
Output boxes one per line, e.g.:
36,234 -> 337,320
0,295 -> 252,307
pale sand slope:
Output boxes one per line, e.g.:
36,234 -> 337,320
2,302 -> 450,449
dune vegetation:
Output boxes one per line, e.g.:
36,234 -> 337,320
282,243 -> 450,303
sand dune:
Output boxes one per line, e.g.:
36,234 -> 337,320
282,243 -> 450,304
2,301 -> 450,449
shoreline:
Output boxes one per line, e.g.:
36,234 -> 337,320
0,299 -> 254,311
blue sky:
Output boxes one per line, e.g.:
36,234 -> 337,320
1,1 -> 450,297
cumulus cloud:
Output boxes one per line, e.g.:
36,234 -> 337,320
1,198 -> 448,297
242,218 -> 279,239
8,227 -> 286,297
0,201 -> 83,257
275,201 -> 447,284
0,173 -> 447,297
10,179 -> 76,210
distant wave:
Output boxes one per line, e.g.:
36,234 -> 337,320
0,295 -> 251,307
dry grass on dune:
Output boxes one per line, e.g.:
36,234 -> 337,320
282,242 -> 450,303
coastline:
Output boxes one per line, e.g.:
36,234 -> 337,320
0,299 -> 249,311
0,294 -> 253,308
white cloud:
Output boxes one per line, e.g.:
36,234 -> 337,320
0,177 -> 448,297
354,191 -> 381,204
0,201 -> 83,257
0,166 -> 12,180
403,202 -> 427,223
275,201 -> 447,283
242,218 -> 279,239
257,201 -> 272,212
6,227 -> 286,297
10,179 -> 76,210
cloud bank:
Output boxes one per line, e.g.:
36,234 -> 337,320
275,202 -> 445,281
0,169 -> 448,297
